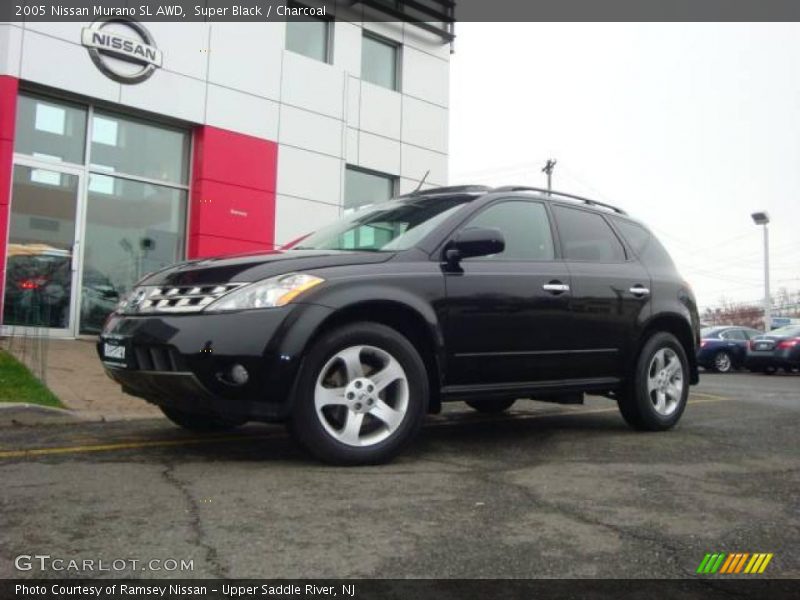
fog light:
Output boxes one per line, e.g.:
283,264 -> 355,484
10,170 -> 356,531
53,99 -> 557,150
229,364 -> 249,385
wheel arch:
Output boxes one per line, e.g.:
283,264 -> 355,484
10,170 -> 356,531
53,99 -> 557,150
301,298 -> 445,413
636,313 -> 699,384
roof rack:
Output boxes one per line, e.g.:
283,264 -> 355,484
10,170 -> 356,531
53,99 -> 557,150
399,185 -> 493,198
492,186 -> 628,215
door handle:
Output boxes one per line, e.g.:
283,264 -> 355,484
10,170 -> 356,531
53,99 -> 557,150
629,285 -> 650,297
543,282 -> 570,294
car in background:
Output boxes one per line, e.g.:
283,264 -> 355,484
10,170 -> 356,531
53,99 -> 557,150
698,326 -> 762,372
744,325 -> 800,374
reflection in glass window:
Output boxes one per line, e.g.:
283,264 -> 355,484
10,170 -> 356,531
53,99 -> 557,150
465,201 -> 555,261
80,177 -> 186,334
286,16 -> 330,62
344,166 -> 397,210
89,112 -> 189,184
362,34 -> 399,91
3,166 -> 78,329
15,94 -> 87,164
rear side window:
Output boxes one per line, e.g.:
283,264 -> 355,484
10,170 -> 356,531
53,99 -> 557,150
464,200 -> 555,261
722,329 -> 747,341
552,206 -> 626,262
613,218 -> 676,269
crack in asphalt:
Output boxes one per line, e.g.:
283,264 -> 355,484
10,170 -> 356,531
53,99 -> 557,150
423,454 -> 697,578
159,461 -> 227,578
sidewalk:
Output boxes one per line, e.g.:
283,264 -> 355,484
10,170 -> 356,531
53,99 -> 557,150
28,339 -> 159,421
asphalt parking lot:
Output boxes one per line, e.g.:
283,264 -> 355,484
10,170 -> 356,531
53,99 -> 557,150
0,372 -> 797,579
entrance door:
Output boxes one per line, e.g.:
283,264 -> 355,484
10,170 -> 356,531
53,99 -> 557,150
2,162 -> 84,337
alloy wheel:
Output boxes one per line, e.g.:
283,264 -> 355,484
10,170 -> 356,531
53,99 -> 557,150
647,347 -> 684,416
714,351 -> 732,373
314,345 -> 409,447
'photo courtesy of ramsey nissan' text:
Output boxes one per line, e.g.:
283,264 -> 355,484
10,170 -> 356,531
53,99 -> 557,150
0,1 -> 797,598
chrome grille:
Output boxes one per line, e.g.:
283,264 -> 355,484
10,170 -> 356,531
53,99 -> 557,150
123,283 -> 246,314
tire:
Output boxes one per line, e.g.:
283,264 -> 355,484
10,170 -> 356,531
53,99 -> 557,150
763,366 -> 777,375
289,322 -> 429,465
466,398 -> 516,413
160,406 -> 245,432
618,332 -> 690,431
712,350 -> 733,373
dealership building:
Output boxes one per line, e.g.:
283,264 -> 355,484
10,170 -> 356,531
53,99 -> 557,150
0,12 -> 452,337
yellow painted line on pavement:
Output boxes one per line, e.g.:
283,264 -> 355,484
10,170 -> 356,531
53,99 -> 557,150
0,394 -> 731,460
0,434 -> 275,460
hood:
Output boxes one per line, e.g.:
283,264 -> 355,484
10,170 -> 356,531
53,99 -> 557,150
139,249 -> 395,286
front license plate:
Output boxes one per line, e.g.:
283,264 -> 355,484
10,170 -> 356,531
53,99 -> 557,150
102,339 -> 128,366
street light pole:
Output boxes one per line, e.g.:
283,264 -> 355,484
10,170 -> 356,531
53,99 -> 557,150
751,211 -> 771,331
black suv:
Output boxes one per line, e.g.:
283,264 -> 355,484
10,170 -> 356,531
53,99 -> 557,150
98,186 -> 700,464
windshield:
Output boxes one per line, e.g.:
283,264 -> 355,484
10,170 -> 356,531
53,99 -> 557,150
290,197 -> 471,252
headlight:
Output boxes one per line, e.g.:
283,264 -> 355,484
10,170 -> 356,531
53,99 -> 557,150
205,273 -> 324,312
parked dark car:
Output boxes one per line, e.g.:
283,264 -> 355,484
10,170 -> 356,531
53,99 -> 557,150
744,325 -> 800,374
97,185 -> 700,464
697,326 -> 762,372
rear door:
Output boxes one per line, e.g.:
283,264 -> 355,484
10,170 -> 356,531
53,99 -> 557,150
551,205 -> 651,379
443,199 -> 574,385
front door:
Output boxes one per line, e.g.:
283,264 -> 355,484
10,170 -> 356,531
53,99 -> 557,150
443,199 -> 574,386
2,162 -> 84,336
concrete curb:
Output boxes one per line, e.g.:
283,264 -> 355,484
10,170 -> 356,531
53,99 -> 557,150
0,403 -> 88,427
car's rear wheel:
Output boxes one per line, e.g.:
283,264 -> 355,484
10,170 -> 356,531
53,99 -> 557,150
466,398 -> 516,413
712,350 -> 733,373
618,332 -> 689,431
289,322 -> 428,465
160,406 -> 245,432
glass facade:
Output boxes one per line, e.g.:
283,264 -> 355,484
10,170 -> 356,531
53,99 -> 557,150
344,166 -> 397,210
4,93 -> 189,335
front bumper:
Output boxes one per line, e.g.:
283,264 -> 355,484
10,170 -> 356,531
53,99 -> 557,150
98,303 -> 333,421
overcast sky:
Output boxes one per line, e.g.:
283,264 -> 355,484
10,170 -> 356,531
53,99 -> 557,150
448,23 -> 800,311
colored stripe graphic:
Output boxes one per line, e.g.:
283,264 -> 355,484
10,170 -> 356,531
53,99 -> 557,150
701,553 -> 774,575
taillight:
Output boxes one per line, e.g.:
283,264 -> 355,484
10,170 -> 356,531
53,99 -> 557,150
777,339 -> 800,350
748,340 -> 756,350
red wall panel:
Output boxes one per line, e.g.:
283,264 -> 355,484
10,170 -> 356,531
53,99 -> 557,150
189,125 -> 277,259
0,76 -> 19,320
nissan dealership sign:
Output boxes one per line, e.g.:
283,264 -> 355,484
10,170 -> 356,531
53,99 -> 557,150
81,19 -> 162,83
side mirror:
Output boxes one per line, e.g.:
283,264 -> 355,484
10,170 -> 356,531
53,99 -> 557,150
445,227 -> 505,264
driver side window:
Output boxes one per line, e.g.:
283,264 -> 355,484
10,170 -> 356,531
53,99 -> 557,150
463,200 -> 555,261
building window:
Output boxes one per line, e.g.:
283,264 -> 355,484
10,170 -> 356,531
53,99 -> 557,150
345,166 -> 397,211
361,32 -> 400,91
285,9 -> 331,63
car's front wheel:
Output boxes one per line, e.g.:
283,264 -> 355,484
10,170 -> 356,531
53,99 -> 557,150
160,406 -> 245,432
618,332 -> 689,431
289,322 -> 428,465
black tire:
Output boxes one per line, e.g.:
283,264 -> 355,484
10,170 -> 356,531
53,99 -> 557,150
711,350 -> 733,373
289,322 -> 429,465
160,406 -> 245,432
763,366 -> 777,375
466,398 -> 516,413
618,332 -> 690,431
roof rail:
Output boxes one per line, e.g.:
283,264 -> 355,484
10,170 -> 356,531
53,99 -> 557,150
492,186 -> 628,215
399,184 -> 493,198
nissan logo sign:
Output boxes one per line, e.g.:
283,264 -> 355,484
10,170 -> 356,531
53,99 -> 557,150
81,19 -> 162,84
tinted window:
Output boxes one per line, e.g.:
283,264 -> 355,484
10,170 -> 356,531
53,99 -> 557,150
464,201 -> 554,261
612,217 -> 675,268
553,206 -> 625,262
344,167 -> 397,210
362,34 -> 399,91
722,329 -> 747,341
286,14 -> 329,62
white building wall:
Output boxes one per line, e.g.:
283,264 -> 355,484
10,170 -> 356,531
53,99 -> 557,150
0,18 -> 450,246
